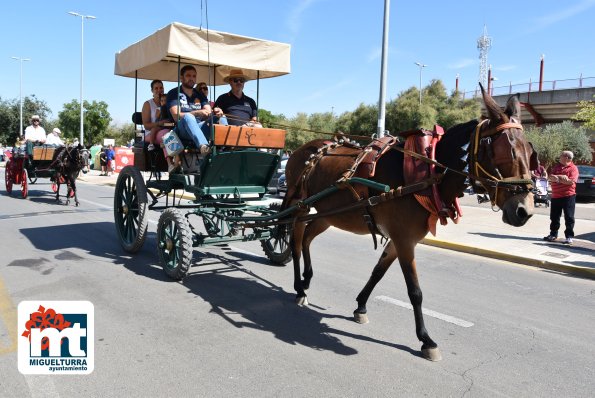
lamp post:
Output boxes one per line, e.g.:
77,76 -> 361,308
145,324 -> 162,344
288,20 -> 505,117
414,62 -> 427,104
11,56 -> 30,138
68,11 -> 96,146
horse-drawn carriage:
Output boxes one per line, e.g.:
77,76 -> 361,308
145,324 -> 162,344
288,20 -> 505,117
4,142 -> 89,204
114,22 -> 538,361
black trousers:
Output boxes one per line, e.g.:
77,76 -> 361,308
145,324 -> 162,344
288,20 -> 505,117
549,195 -> 576,238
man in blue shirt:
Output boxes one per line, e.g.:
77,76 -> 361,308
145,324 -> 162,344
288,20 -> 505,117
166,65 -> 225,155
215,69 -> 259,126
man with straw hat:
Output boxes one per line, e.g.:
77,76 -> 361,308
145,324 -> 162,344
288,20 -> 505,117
215,69 -> 260,127
23,115 -> 46,143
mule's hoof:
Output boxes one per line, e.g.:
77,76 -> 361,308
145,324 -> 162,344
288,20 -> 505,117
353,311 -> 369,324
421,347 -> 442,361
295,296 -> 309,306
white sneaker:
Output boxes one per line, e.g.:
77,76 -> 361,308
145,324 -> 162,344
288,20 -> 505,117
562,237 -> 573,245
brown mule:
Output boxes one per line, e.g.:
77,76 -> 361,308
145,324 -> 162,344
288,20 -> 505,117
281,87 -> 535,361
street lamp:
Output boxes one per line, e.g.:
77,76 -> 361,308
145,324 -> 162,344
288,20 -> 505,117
68,11 -> 96,146
414,62 -> 427,104
11,56 -> 30,138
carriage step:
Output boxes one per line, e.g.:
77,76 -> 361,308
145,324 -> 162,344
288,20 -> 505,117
146,179 -> 184,193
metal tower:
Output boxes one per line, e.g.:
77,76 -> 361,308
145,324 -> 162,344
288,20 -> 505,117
477,25 -> 492,87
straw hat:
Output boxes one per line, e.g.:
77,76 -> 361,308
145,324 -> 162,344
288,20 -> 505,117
52,128 -> 61,135
223,69 -> 248,83
30,115 -> 41,122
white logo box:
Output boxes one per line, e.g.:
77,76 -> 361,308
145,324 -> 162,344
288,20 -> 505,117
18,301 -> 94,375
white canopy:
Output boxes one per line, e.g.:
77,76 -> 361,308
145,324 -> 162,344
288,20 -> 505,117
114,22 -> 291,85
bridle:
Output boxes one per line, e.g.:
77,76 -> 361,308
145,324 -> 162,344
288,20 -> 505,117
468,119 -> 534,206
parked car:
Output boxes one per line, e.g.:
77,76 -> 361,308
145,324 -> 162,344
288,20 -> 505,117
277,173 -> 287,194
576,165 -> 595,200
268,156 -> 288,194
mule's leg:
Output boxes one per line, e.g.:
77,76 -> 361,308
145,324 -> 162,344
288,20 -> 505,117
55,176 -> 61,203
397,244 -> 441,361
71,177 -> 79,206
291,221 -> 308,305
300,219 -> 330,291
353,240 -> 397,324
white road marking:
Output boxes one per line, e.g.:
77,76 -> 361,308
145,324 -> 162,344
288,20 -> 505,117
374,295 -> 474,328
227,246 -> 266,259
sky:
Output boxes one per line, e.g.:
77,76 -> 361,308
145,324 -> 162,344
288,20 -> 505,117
1,0 -> 595,128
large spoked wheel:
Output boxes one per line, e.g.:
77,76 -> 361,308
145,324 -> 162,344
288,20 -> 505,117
5,160 -> 13,194
157,208 -> 194,280
20,169 -> 28,199
114,166 -> 148,253
260,203 -> 292,265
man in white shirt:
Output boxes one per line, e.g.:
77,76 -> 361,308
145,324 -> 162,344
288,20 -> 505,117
23,115 -> 46,143
46,128 -> 64,146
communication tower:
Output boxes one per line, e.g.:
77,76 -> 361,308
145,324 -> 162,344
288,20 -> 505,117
477,25 -> 492,87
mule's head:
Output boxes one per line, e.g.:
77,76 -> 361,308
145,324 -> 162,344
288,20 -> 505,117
472,85 -> 535,226
77,144 -> 90,174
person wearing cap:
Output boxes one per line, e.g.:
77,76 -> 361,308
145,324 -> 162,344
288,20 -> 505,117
165,65 -> 225,157
215,69 -> 260,127
46,128 -> 65,147
24,115 -> 46,143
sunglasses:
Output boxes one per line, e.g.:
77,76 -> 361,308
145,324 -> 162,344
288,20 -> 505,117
232,78 -> 245,84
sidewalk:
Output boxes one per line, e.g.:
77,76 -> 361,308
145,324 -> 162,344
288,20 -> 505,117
79,169 -> 595,279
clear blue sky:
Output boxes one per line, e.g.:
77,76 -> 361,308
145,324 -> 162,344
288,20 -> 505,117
2,0 -> 594,127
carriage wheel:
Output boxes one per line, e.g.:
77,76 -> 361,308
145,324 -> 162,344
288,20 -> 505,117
260,203 -> 292,265
20,169 -> 28,199
5,160 -> 13,194
157,208 -> 194,280
114,166 -> 149,253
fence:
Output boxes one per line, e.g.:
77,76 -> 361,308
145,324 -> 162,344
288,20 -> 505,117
460,76 -> 595,99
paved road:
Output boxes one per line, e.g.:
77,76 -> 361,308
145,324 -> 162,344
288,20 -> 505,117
0,180 -> 594,397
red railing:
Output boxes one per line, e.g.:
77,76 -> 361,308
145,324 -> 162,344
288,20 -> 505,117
460,76 -> 595,99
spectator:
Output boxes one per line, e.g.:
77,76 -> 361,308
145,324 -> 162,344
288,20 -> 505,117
46,128 -> 65,147
215,69 -> 260,127
106,145 -> 116,176
531,162 -> 548,180
99,148 -> 108,176
543,151 -> 579,245
24,115 -> 46,143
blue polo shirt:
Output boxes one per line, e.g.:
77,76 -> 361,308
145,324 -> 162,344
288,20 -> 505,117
166,86 -> 208,122
215,92 -> 257,126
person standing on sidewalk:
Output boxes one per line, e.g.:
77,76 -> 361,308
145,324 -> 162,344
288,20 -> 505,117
543,151 -> 579,244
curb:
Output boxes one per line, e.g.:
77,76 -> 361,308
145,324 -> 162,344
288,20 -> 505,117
421,237 -> 595,280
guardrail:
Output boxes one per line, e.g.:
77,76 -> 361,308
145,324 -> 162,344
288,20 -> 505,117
461,76 -> 595,99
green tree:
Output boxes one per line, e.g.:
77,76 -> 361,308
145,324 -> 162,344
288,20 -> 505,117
526,121 -> 593,168
0,95 -> 51,145
572,99 -> 595,130
57,100 -> 112,145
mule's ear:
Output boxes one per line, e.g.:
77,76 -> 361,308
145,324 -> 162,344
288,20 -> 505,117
504,93 -> 521,120
479,82 -> 504,122
77,144 -> 83,149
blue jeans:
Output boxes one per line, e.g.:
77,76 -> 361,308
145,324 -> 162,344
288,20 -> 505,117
177,114 -> 228,147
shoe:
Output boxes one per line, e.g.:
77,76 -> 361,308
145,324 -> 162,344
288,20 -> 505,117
147,144 -> 155,151
543,235 -> 557,242
562,237 -> 573,245
199,145 -> 211,156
